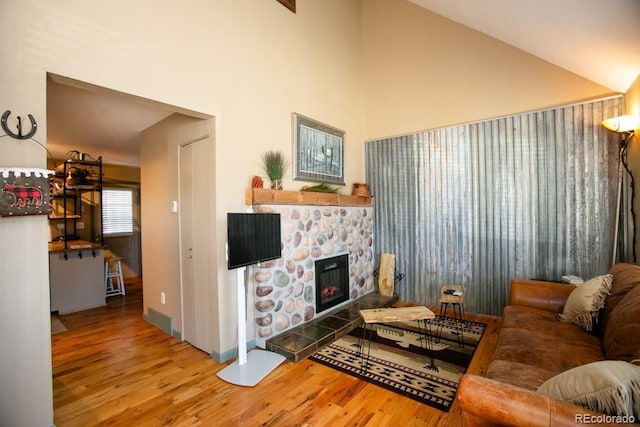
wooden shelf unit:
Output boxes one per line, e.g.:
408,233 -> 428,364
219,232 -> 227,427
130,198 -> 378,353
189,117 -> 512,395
245,188 -> 372,207
49,157 -> 103,250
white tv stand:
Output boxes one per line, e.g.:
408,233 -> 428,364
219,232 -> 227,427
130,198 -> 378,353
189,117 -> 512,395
216,266 -> 285,386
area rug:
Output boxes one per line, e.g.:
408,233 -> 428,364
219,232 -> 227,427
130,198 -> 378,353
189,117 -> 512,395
309,317 -> 486,412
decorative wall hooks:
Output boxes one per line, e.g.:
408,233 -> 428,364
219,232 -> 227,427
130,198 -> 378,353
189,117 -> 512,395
1,110 -> 38,140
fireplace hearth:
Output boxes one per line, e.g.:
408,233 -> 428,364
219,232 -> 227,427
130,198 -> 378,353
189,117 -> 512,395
315,254 -> 349,313
250,202 -> 374,348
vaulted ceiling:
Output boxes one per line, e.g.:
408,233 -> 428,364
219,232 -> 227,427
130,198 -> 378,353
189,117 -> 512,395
409,0 -> 640,93
46,0 -> 640,166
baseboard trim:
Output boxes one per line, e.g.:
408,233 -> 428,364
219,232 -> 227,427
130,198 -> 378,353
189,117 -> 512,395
142,310 -> 257,364
144,308 -> 173,336
213,339 -> 256,363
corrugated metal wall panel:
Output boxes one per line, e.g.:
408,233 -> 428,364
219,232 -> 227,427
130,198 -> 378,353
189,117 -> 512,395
365,96 -> 625,316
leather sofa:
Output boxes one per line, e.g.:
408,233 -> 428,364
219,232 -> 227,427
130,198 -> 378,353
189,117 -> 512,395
456,263 -> 640,426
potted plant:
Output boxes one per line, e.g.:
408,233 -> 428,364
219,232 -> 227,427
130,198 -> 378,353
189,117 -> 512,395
261,150 -> 288,190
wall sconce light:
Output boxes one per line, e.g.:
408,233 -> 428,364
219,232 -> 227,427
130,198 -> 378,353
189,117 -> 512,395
603,114 -> 638,265
602,115 -> 638,133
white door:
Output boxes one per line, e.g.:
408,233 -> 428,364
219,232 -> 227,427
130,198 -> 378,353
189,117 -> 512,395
179,136 -> 213,353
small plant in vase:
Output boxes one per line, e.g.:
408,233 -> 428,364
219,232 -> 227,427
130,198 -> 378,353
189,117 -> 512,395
261,150 -> 288,190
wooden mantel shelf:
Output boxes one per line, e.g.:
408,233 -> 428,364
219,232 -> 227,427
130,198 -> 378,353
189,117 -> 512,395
246,188 -> 372,207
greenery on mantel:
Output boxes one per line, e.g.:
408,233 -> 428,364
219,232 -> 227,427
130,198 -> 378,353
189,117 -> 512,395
261,150 -> 288,182
300,183 -> 340,193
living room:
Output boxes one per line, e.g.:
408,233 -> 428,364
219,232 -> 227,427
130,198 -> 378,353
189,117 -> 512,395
1,0 -> 639,425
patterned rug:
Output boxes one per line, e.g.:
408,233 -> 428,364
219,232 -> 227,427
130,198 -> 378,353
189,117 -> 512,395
309,317 -> 486,412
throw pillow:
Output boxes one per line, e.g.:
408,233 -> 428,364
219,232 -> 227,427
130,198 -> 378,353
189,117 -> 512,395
537,360 -> 640,418
559,274 -> 613,331
602,282 -> 640,361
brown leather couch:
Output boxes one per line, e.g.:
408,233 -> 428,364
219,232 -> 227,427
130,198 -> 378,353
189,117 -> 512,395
457,263 -> 640,426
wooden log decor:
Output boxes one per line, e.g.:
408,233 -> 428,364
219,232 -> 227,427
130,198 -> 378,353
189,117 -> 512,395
378,253 -> 395,296
246,188 -> 372,207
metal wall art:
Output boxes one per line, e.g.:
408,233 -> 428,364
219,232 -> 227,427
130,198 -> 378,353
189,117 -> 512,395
1,110 -> 37,140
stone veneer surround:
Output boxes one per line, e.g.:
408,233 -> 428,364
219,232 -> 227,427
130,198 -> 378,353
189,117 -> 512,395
252,204 -> 374,347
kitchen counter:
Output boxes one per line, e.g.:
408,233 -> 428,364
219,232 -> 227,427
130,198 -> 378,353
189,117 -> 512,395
48,240 -> 103,253
49,240 -> 105,314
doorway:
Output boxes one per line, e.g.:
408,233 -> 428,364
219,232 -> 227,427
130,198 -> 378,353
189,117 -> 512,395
46,74 -> 174,285
47,73 -> 214,341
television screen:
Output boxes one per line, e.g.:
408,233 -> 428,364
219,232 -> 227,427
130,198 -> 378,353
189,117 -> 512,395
227,213 -> 282,270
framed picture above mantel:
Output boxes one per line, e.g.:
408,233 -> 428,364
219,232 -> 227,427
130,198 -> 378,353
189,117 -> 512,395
293,113 -> 345,186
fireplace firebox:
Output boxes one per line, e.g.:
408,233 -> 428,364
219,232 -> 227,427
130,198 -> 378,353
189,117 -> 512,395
315,254 -> 349,313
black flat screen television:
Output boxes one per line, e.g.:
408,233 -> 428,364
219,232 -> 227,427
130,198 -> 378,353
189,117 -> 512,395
227,213 -> 282,270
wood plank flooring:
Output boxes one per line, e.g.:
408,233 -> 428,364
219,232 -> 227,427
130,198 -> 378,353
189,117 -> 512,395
52,280 -> 501,426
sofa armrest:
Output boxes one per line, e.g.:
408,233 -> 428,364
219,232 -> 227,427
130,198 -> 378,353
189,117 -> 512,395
509,279 -> 576,313
456,374 -> 606,427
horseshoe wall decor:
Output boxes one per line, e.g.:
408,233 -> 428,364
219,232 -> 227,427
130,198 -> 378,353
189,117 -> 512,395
1,110 -> 38,140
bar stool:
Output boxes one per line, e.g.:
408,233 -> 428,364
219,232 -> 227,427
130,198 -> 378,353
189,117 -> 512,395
436,284 -> 465,347
105,256 -> 125,297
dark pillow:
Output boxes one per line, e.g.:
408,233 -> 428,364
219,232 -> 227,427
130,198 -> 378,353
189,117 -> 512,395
600,263 -> 640,339
603,282 -> 640,361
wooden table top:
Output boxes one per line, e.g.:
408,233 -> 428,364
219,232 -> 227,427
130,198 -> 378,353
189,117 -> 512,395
48,240 -> 103,253
359,306 -> 435,323
439,293 -> 464,304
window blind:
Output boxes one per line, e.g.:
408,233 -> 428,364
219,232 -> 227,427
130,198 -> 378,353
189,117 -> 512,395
102,188 -> 133,235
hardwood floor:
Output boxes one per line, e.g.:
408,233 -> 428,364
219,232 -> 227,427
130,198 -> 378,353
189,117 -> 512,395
52,281 -> 501,426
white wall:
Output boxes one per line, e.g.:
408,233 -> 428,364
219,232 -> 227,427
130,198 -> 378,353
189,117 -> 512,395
140,114 -> 216,347
132,0 -> 366,360
361,0 -> 616,140
1,5 -> 54,425
0,0 -> 625,424
623,75 -> 640,259
0,217 -> 52,426
0,1 -> 365,423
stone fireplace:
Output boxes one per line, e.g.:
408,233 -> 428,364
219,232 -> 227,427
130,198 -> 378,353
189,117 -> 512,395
247,189 -> 374,348
315,254 -> 349,313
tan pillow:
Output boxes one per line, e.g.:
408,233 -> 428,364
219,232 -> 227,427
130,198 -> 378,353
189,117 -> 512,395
559,274 -> 613,331
537,360 -> 640,418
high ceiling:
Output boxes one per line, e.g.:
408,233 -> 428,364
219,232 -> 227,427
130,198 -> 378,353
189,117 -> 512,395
409,0 -> 640,93
46,1 -> 640,167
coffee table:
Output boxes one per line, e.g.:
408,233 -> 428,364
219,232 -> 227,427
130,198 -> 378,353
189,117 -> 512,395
358,306 -> 436,371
